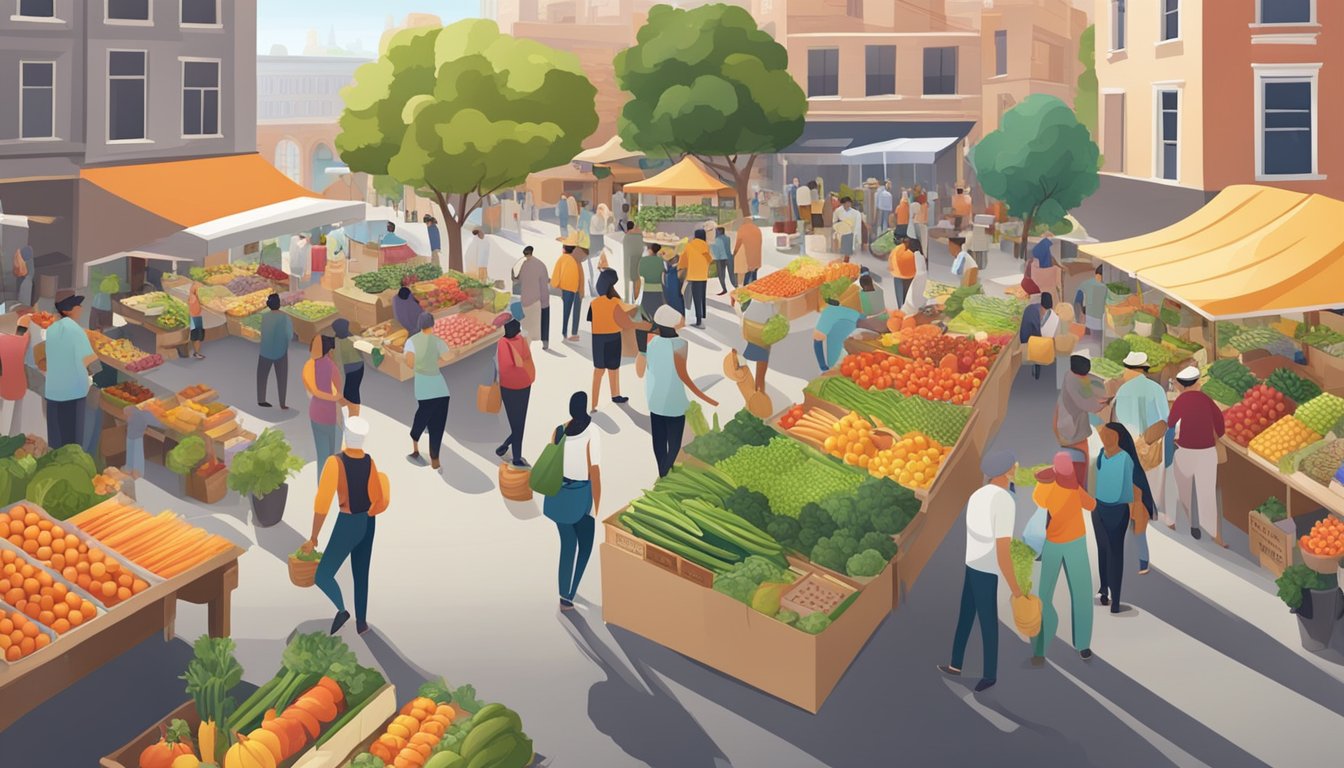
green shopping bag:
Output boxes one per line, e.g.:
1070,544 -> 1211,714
529,426 -> 567,497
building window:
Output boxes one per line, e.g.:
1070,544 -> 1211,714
994,30 -> 1007,76
1157,89 -> 1178,180
17,0 -> 54,17
1259,0 -> 1313,24
865,45 -> 895,96
923,47 -> 957,96
106,0 -> 149,22
1161,0 -> 1179,40
807,48 -> 839,97
275,139 -> 302,184
108,50 -> 147,141
1261,78 -> 1314,176
182,60 -> 220,136
20,61 -> 54,139
1110,0 -> 1126,50
181,0 -> 218,25
846,0 -> 862,17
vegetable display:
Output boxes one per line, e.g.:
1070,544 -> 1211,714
227,429 -> 304,499
1295,394 -> 1344,435
808,375 -> 971,445
181,635 -> 244,764
1200,379 -> 1242,407
70,499 -> 236,578
839,351 -> 987,405
149,295 -> 190,330
684,409 -> 776,464
1089,357 -> 1124,381
226,275 -> 273,297
716,437 -> 865,519
138,718 -> 194,768
1121,334 -> 1178,369
1103,339 -> 1130,363
944,295 -> 1023,334
282,301 -> 337,322
0,547 -> 99,636
25,444 -> 106,521
350,677 -> 532,768
352,263 -> 442,294
5,503 -> 149,607
1265,367 -> 1322,406
1254,496 -> 1287,523
432,314 -> 495,349
1229,327 -> 1290,354
1224,385 -> 1295,446
1206,359 -> 1257,396
619,493 -> 788,574
166,436 -> 207,477
1249,416 -> 1320,463
1302,441 -> 1344,486
890,328 -> 1002,372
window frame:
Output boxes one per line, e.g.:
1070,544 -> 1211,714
922,46 -> 958,96
1153,86 -> 1181,182
993,29 -> 1008,77
807,47 -> 840,99
14,0 -> 56,20
107,48 -> 149,143
1255,0 -> 1315,26
1253,63 -> 1322,181
1160,0 -> 1180,42
180,56 -> 222,139
1110,0 -> 1127,51
105,0 -> 151,25
864,44 -> 896,97
179,0 -> 221,28
19,60 -> 56,140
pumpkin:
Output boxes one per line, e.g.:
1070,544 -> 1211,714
140,720 -> 195,768
223,733 -> 276,768
171,756 -> 202,768
244,729 -> 283,764
885,311 -> 905,334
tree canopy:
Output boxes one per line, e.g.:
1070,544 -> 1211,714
615,4 -> 806,210
971,95 -> 1099,255
1075,25 -> 1098,139
337,20 -> 598,269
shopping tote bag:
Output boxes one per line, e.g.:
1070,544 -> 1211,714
1023,507 -> 1048,559
529,426 -> 567,497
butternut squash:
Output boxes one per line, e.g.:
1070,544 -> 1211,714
223,733 -> 276,768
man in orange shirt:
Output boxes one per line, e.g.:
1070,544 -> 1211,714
551,239 -> 586,341
894,191 -> 910,240
888,237 -> 917,307
952,186 -> 973,230
732,218 -> 762,290
682,229 -> 713,328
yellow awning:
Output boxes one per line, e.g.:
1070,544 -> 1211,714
622,158 -> 732,197
1082,185 -> 1344,320
572,135 -> 643,165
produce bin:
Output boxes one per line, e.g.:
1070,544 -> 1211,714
285,312 -> 338,346
332,286 -> 393,333
369,347 -> 415,382
776,289 -> 819,321
601,540 -> 894,714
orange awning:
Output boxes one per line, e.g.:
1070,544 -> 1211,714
1082,185 -> 1344,320
623,157 -> 732,197
80,154 -> 314,228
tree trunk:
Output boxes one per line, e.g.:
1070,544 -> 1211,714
1018,210 -> 1036,261
441,215 -> 464,272
727,155 -> 757,218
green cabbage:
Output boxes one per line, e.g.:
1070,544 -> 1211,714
28,463 -> 97,520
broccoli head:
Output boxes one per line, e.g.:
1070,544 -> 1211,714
799,502 -> 838,537
724,487 -> 772,530
766,515 -> 802,549
846,549 -> 887,578
811,529 -> 861,573
738,554 -> 789,584
858,531 -> 897,561
712,573 -> 758,604
820,495 -> 866,533
796,612 -> 833,634
775,608 -> 799,626
855,478 -> 919,535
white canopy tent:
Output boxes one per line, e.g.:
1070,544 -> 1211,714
147,197 -> 365,259
839,136 -> 961,180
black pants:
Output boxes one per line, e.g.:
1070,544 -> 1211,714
540,306 -> 551,346
650,413 -> 686,477
690,281 -> 707,325
257,354 -> 288,406
46,397 -> 85,449
499,386 -> 530,464
742,270 -> 758,286
411,395 -> 450,460
1093,502 -> 1130,606
949,566 -> 999,679
893,278 -> 911,307
715,262 -> 735,292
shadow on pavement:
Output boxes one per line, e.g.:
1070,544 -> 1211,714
362,627 -> 437,701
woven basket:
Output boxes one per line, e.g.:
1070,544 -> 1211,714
500,463 -> 533,502
288,555 -> 319,588
1010,595 -> 1042,637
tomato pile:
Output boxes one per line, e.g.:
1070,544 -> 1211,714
1224,384 -> 1295,446
1300,517 -> 1344,557
778,404 -> 806,430
743,270 -> 813,298
432,314 -> 494,348
897,334 -> 1002,373
839,351 -> 986,404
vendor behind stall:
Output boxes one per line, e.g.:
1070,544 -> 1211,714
813,296 -> 862,372
45,292 -> 98,449
393,286 -> 421,334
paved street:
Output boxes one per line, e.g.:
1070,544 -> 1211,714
3,222 -> 1342,767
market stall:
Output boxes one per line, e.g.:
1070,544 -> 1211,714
623,158 -> 734,242
0,496 -> 242,730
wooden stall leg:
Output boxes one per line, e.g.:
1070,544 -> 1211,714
207,563 -> 239,638
163,597 -> 177,642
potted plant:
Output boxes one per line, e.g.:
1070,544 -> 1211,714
1276,564 -> 1343,651
165,436 -> 207,497
227,428 -> 303,527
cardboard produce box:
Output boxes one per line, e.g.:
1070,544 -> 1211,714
600,541 -> 894,713
332,286 -> 393,333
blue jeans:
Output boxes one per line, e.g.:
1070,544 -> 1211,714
545,480 -> 594,600
1132,522 -> 1150,566
126,436 -> 145,476
1092,502 -> 1129,605
813,339 -> 830,371
315,512 -> 376,623
561,290 -> 581,337
950,566 -> 999,679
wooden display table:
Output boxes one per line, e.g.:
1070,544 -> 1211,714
0,545 -> 241,729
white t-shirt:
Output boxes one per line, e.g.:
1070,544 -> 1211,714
796,186 -> 813,208
562,426 -> 602,481
964,485 -> 1015,574
464,237 -> 486,273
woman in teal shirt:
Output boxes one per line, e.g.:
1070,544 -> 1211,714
1093,422 -> 1155,613
644,305 -> 717,477
404,312 -> 452,470
813,297 -> 862,371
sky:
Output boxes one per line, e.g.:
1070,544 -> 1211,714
256,0 -> 480,55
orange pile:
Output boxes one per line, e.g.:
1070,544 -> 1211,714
1301,517 -> 1344,557
0,606 -> 49,661
742,270 -> 812,298
839,351 -> 985,404
4,504 -> 148,606
0,549 -> 98,635
368,695 -> 457,766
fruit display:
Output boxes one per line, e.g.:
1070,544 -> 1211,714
683,409 -> 777,464
179,384 -> 216,400
432,313 -> 495,349
125,353 -> 165,373
366,695 -> 458,766
778,404 -> 806,430
282,300 -> 338,322
70,499 -> 237,578
944,295 -> 1023,334
1265,367 -> 1322,405
0,547 -> 99,635
352,262 -> 443,294
103,382 -> 154,406
1302,440 -> 1344,486
96,337 -> 149,364
741,269 -> 812,298
1295,393 -> 1344,435
255,263 -> 288,281
1224,384 -> 1295,446
277,290 -> 306,307
226,274 -> 273,296
28,311 -> 56,329
839,351 -> 986,405
1300,517 -> 1344,558
410,276 -> 470,311
0,605 -> 51,662
868,431 -> 950,490
888,326 -> 1003,371
147,295 -> 189,330
225,289 -> 271,318
1249,416 -> 1320,463
191,262 -> 258,285
4,503 -> 149,607
619,494 -> 787,575
716,437 -> 865,519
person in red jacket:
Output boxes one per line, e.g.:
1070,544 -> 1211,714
1167,366 -> 1227,546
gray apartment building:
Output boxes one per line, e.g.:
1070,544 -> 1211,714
0,0 -> 360,295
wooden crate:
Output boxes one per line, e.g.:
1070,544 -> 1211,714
332,287 -> 393,333
603,511 -> 715,588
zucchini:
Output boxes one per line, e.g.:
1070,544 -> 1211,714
622,512 -> 739,560
623,517 -> 738,572
629,498 -> 700,536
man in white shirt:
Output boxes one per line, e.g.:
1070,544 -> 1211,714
835,196 -> 863,262
289,233 -> 311,291
949,235 -> 976,287
939,450 -> 1022,692
969,222 -> 991,270
464,228 -> 488,278
875,181 -> 894,235
795,182 -> 813,234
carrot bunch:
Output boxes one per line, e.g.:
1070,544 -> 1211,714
369,695 -> 456,767
70,499 -> 235,578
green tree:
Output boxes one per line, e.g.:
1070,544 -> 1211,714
371,175 -> 404,208
615,4 -> 806,213
337,20 -> 598,269
970,95 -> 1099,259
1075,25 -> 1098,139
